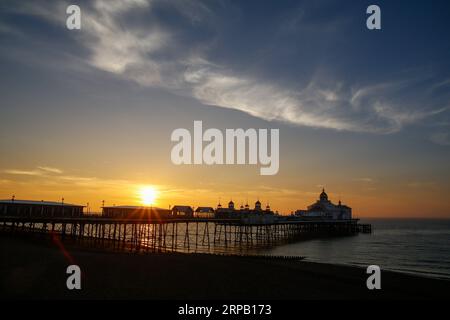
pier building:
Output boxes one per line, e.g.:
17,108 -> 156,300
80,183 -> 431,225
295,189 -> 352,220
0,198 -> 84,218
102,205 -> 171,219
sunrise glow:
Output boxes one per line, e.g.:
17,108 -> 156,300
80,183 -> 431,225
139,186 -> 158,206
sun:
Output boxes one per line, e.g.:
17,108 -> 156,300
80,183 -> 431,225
139,186 -> 158,206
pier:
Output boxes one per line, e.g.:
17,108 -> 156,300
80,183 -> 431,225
0,215 -> 370,254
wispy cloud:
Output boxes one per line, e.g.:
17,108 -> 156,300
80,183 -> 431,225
4,166 -> 63,176
406,181 -> 436,189
430,131 -> 450,146
353,178 -> 374,183
2,165 -> 144,194
3,0 -> 449,136
37,166 -> 63,174
4,169 -> 44,176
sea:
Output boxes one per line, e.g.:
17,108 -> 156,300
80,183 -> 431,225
34,217 -> 450,280
261,219 -> 450,280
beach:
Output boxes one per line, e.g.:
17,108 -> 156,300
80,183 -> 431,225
1,235 -> 449,300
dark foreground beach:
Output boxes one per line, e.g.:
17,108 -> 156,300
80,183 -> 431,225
1,235 -> 449,300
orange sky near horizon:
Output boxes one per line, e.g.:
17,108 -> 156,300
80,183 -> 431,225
1,117 -> 449,219
0,166 -> 449,218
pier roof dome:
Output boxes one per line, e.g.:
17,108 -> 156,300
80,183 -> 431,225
320,188 -> 328,201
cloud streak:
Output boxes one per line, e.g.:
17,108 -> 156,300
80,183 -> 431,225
3,0 -> 450,137
4,166 -> 63,176
37,166 -> 63,174
3,169 -> 43,176
430,131 -> 450,146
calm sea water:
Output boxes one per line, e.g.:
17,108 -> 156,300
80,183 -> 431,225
262,219 -> 450,280
40,218 -> 450,280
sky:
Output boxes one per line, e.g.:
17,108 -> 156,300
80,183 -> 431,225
0,0 -> 449,217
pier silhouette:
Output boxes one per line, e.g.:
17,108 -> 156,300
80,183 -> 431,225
0,215 -> 371,254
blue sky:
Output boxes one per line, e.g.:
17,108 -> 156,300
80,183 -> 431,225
2,0 -> 449,134
0,0 -> 449,216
